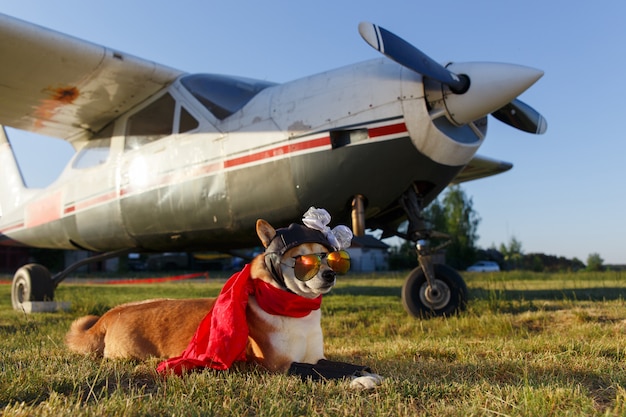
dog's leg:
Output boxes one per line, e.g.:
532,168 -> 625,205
287,359 -> 383,389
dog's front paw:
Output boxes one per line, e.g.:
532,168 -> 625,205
350,371 -> 384,390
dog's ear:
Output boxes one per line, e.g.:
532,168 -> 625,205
256,219 -> 276,248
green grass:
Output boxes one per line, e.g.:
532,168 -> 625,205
2,270 -> 626,416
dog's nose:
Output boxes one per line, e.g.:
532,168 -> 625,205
322,269 -> 336,283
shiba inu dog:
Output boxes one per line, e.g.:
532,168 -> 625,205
66,209 -> 382,389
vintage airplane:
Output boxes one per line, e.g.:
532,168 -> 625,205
0,14 -> 546,317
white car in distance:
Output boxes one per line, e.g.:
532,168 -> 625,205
466,261 -> 501,272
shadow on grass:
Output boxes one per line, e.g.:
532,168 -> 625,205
331,285 -> 626,303
470,287 -> 626,302
329,284 -> 626,317
330,286 -> 401,297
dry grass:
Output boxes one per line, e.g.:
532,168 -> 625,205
1,270 -> 626,416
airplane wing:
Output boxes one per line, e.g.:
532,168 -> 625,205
451,155 -> 513,184
0,13 -> 184,143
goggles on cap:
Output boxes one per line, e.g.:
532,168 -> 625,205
282,250 -> 351,281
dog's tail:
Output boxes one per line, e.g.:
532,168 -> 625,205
65,315 -> 106,356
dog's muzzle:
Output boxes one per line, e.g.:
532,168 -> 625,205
322,269 -> 336,283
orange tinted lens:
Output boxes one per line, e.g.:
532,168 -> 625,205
327,251 -> 350,274
294,254 -> 321,281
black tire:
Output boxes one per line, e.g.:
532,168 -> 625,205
401,264 -> 468,318
11,264 -> 55,311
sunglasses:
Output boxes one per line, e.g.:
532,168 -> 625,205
283,250 -> 351,281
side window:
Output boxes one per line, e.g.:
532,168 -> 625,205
72,138 -> 111,169
179,106 -> 199,133
125,93 -> 176,150
72,123 -> 114,169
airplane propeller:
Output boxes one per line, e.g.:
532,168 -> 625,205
491,98 -> 547,134
358,22 -> 547,134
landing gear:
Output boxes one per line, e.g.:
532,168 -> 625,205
11,264 -> 55,310
10,248 -> 132,312
398,184 -> 468,318
402,263 -> 468,317
351,194 -> 366,237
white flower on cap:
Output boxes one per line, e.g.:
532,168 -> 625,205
302,207 -> 353,251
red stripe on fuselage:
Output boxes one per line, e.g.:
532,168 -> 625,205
369,122 -> 407,138
64,190 -> 118,214
0,222 -> 24,234
224,137 -> 331,168
222,122 -> 406,168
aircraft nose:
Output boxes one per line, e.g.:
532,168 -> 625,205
441,62 -> 544,126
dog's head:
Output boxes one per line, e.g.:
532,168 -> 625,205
256,218 -> 351,299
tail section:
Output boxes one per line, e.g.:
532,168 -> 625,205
0,126 -> 28,218
65,315 -> 105,356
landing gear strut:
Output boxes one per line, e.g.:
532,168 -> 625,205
351,194 -> 366,237
11,248 -> 133,312
399,185 -> 468,318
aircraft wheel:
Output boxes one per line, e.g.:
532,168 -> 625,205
11,264 -> 55,311
401,264 -> 468,318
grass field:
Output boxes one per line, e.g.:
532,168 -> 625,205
2,270 -> 626,416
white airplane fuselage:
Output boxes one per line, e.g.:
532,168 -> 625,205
0,58 -> 485,252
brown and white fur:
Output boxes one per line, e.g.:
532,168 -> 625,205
66,219 -> 381,388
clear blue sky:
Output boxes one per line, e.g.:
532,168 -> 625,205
3,1 -> 625,264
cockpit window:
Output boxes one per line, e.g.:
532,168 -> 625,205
126,93 -> 176,150
180,74 -> 275,120
180,106 -> 199,133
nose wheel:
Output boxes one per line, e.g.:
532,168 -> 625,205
397,184 -> 469,318
401,263 -> 467,317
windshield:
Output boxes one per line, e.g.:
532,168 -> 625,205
180,74 -> 276,120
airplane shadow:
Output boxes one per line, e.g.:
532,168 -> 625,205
331,284 -> 626,316
470,287 -> 626,302
332,285 -> 401,298
334,285 -> 626,302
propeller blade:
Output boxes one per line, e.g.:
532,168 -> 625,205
491,99 -> 548,134
359,22 -> 547,134
358,22 -> 469,93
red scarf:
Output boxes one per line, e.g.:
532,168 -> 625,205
156,264 -> 322,375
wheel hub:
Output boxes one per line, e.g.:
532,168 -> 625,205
419,279 -> 451,310
15,282 -> 26,303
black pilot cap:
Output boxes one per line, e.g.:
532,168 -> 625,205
266,223 -> 335,255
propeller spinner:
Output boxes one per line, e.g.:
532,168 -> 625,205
358,22 -> 547,134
